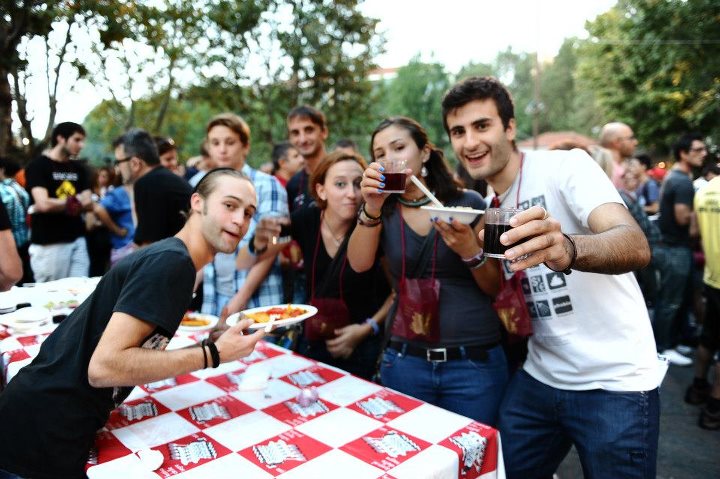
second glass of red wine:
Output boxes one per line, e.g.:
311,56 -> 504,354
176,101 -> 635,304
379,157 -> 407,193
484,207 -> 522,258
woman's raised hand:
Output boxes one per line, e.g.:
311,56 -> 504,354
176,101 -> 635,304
359,162 -> 388,215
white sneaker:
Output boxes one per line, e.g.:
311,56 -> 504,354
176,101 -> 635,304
675,345 -> 693,356
661,349 -> 693,366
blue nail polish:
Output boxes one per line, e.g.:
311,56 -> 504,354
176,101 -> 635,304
379,166 -> 385,172
379,182 -> 385,188
380,174 -> 385,181
449,216 -> 454,222
377,188 -> 384,193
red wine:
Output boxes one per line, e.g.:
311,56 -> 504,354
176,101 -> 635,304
383,172 -> 406,192
484,223 -> 517,257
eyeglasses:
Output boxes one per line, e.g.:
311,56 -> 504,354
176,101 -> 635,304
690,146 -> 707,153
114,157 -> 132,166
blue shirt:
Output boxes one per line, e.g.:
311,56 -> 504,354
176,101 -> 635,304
100,186 -> 135,250
0,178 -> 30,247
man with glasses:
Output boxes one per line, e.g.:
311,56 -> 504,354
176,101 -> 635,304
24,122 -> 93,282
654,132 -> 707,366
599,121 -> 639,189
113,129 -> 192,246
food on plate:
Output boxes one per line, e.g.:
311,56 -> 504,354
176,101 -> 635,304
43,299 -> 80,310
246,305 -> 308,324
180,313 -> 211,327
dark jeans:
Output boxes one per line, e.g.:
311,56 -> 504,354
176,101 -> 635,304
653,244 -> 693,350
499,370 -> 659,479
380,344 -> 508,426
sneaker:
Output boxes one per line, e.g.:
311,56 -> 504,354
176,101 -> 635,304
699,405 -> 720,430
660,349 -> 693,366
676,344 -> 694,356
685,383 -> 710,405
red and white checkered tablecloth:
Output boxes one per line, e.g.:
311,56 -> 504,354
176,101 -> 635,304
2,335 -> 504,478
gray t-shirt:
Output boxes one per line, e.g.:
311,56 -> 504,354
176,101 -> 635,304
382,190 -> 501,347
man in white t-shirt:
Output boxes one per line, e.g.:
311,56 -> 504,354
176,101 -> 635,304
441,76 -> 659,479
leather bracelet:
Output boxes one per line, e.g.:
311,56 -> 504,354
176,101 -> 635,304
201,343 -> 208,369
247,234 -> 268,256
203,339 -> 221,368
364,318 -> 380,336
545,233 -> 576,275
357,204 -> 382,227
462,249 -> 488,269
361,202 -> 381,220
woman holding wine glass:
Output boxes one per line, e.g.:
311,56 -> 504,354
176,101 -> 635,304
347,116 -> 508,425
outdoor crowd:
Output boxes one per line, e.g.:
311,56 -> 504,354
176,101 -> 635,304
0,75 -> 718,479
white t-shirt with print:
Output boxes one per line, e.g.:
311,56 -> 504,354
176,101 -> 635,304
497,149 -> 659,391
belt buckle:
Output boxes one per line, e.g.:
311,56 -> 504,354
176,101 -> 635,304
426,348 -> 447,362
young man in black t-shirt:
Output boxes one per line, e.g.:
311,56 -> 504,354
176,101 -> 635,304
25,122 -> 93,282
286,105 -> 329,212
0,169 -> 267,479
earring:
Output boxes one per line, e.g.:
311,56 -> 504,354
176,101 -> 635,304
421,165 -> 428,177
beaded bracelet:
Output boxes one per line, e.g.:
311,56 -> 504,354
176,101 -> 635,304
364,318 -> 380,336
461,249 -> 488,269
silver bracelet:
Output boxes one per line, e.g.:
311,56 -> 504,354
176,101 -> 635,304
462,249 -> 487,269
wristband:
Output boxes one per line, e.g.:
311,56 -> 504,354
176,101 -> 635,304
364,318 -> 380,336
201,343 -> 208,369
362,202 -> 381,220
203,339 -> 221,368
357,204 -> 382,227
247,234 -> 268,256
545,233 -> 576,275
461,249 -> 487,269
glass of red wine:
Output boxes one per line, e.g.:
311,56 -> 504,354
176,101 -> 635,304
484,207 -> 523,258
379,158 -> 407,193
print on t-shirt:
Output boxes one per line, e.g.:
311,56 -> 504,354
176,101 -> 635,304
535,300 -> 552,318
530,275 -> 546,293
552,296 -> 573,315
519,194 -> 547,211
527,302 -> 538,319
546,272 -> 567,290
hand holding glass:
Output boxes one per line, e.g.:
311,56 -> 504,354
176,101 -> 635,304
484,208 -> 522,258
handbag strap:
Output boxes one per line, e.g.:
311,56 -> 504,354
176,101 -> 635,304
399,206 -> 439,280
310,213 -> 348,302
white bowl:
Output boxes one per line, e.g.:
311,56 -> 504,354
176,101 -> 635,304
420,205 -> 484,224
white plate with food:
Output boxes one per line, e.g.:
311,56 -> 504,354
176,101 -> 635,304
420,205 -> 484,224
226,304 -> 318,330
178,312 -> 219,332
0,306 -> 52,333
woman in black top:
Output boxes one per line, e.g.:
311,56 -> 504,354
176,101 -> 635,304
248,151 -> 392,379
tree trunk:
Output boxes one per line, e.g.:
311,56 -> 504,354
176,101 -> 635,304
153,57 -> 176,133
11,66 -> 34,156
0,68 -> 12,157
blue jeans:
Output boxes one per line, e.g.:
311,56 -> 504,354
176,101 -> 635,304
380,344 -> 508,426
653,245 -> 693,350
499,370 -> 659,479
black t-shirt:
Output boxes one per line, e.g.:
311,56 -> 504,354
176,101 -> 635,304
0,238 -> 195,479
0,202 -> 10,230
658,169 -> 695,247
286,169 -> 315,212
133,166 -> 192,245
291,207 -> 389,323
24,155 -> 89,244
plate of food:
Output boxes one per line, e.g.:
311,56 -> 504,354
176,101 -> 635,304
226,304 -> 318,331
178,312 -> 219,332
420,205 -> 484,224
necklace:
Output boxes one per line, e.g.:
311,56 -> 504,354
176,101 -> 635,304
322,213 -> 347,246
397,195 -> 432,207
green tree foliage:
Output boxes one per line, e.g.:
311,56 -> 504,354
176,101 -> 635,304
578,0 -> 720,152
380,56 -> 451,150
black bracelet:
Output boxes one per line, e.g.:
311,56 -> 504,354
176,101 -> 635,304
545,233 -> 577,275
202,339 -> 221,368
362,202 -> 381,220
357,203 -> 382,227
247,234 -> 268,256
201,343 -> 208,369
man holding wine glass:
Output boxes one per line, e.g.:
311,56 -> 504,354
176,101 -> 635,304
441,76 -> 660,479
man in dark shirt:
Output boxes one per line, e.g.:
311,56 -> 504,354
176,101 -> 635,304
113,129 -> 192,246
25,122 -> 93,281
286,105 -> 328,212
654,132 -> 707,365
0,168 -> 266,479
